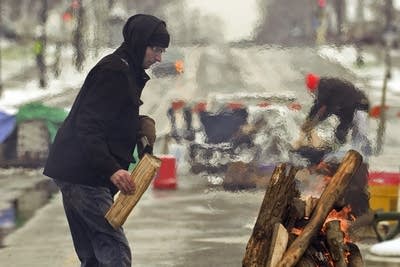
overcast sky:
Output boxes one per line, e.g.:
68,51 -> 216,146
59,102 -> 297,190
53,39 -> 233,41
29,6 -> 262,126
185,0 -> 260,41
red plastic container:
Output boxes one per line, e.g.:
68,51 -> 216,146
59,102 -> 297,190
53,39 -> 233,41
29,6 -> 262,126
153,155 -> 177,190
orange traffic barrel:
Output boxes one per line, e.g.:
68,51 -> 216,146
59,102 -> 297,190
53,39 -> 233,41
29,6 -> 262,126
153,155 -> 177,190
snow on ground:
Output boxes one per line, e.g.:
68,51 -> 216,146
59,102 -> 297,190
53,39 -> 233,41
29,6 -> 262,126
318,45 -> 400,108
370,237 -> 400,257
0,45 -> 113,114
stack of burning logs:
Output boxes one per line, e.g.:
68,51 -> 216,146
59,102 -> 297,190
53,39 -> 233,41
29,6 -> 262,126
243,150 -> 364,267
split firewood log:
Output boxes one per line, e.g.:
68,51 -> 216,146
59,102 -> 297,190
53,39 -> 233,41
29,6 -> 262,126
105,154 -> 161,229
242,164 -> 299,267
266,223 -> 288,267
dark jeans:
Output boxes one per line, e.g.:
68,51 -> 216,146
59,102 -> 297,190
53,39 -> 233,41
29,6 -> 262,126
55,179 -> 132,267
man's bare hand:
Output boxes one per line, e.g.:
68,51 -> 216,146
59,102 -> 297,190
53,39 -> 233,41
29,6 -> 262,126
110,169 -> 136,195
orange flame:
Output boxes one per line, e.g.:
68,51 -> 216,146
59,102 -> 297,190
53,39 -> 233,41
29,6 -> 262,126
291,227 -> 303,236
175,60 -> 184,74
323,205 -> 355,243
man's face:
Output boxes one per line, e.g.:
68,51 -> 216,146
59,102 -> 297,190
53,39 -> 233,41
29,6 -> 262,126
142,46 -> 165,69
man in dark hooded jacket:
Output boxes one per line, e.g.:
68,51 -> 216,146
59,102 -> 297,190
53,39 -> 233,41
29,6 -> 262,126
43,14 -> 170,266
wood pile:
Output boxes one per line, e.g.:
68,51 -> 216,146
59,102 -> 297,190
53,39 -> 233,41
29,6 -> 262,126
242,150 -> 364,267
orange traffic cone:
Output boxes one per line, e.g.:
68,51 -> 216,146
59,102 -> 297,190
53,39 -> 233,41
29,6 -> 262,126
153,155 -> 177,189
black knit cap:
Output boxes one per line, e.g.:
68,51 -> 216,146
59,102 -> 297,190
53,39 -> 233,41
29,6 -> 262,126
147,22 -> 170,48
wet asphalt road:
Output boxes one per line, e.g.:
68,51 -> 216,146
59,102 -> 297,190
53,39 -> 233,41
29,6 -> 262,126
1,45 -> 400,266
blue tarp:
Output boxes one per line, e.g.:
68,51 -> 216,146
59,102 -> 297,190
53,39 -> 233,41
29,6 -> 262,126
0,111 -> 16,143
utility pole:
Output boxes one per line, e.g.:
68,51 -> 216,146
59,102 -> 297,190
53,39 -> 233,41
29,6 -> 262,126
355,0 -> 365,67
376,1 -> 395,154
375,43 -> 390,154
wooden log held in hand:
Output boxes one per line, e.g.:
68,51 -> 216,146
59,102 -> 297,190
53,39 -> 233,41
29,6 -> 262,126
105,154 -> 162,229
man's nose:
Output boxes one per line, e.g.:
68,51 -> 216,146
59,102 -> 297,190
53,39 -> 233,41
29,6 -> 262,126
155,54 -> 162,62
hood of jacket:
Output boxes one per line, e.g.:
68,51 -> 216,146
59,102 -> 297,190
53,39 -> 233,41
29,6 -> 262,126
121,14 -> 168,71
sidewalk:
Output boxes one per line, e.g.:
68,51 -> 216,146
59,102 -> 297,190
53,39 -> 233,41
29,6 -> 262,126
0,43 -> 99,248
0,194 -> 79,266
0,170 -> 57,247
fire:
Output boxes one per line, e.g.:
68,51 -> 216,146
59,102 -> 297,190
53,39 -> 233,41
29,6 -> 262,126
323,205 -> 355,243
291,227 -> 303,236
291,205 -> 355,242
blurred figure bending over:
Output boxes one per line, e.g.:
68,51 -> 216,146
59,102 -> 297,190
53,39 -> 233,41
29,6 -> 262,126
298,73 -> 371,156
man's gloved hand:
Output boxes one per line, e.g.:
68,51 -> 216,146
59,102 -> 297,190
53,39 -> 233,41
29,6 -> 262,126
301,119 -> 314,133
291,130 -> 311,150
138,116 -> 156,146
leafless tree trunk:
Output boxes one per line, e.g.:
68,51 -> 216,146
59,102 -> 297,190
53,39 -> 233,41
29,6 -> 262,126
333,0 -> 345,41
376,47 -> 391,154
73,0 -> 85,71
92,0 -> 108,57
37,0 -> 48,88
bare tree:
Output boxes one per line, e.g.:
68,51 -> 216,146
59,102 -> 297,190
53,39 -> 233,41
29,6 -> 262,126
333,0 -> 345,41
92,0 -> 108,56
73,0 -> 85,71
35,0 -> 48,88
